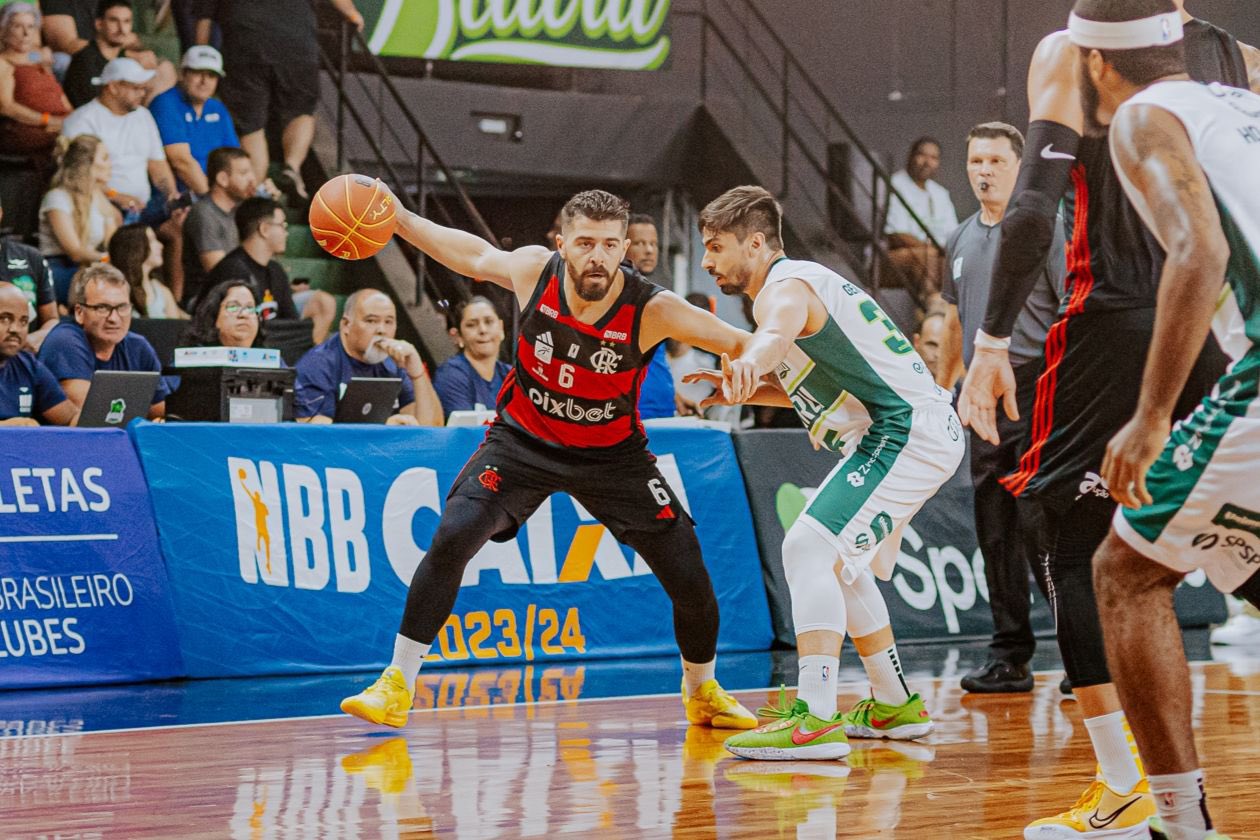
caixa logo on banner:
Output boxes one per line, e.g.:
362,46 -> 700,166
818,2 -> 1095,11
226,456 -> 693,592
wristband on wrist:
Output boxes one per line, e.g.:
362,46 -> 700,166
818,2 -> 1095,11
974,330 -> 1012,352
40,112 -> 50,126
106,188 -> 119,199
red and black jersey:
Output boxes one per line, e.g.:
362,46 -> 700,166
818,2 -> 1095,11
497,253 -> 663,450
1060,19 -> 1248,315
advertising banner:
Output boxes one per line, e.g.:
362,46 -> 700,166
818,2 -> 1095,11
0,429 -> 183,689
131,423 -> 770,677
732,429 -> 1225,647
360,0 -> 672,70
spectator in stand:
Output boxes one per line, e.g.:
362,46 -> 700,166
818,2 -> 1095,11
625,213 -> 676,419
208,196 -> 334,343
0,282 -> 76,425
38,262 -> 168,415
149,46 -> 236,196
433,295 -> 509,420
911,309 -> 947,383
193,0 -> 364,200
294,288 -> 442,426
180,145 -> 251,308
39,134 -> 121,304
181,278 -> 259,348
884,136 -> 959,308
109,222 -> 185,319
62,56 -> 179,226
0,199 -> 57,352
0,3 -> 70,158
62,0 -> 174,109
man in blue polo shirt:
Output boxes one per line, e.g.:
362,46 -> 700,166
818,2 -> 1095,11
38,264 -> 169,418
149,46 -> 238,196
0,283 -> 77,426
294,289 -> 443,426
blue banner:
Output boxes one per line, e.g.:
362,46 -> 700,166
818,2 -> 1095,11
0,429 -> 183,689
130,423 -> 771,677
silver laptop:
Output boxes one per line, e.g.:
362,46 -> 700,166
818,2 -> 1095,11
78,371 -> 160,428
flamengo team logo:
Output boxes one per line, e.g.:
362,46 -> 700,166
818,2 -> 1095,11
228,454 -> 694,592
590,346 -> 621,374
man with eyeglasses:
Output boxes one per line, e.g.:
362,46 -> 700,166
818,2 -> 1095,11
209,196 -> 335,343
38,263 -> 168,417
0,283 -> 76,426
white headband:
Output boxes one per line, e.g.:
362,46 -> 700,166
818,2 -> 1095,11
1068,11 -> 1184,50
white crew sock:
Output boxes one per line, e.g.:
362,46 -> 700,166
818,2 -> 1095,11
682,657 -> 716,695
390,634 -> 429,693
1149,770 -> 1212,840
797,654 -> 839,719
1084,711 -> 1144,793
859,644 -> 910,706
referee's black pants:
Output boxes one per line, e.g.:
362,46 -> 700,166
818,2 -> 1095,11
969,359 -> 1042,666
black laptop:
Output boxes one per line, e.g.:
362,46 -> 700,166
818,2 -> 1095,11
78,371 -> 160,428
334,377 -> 402,424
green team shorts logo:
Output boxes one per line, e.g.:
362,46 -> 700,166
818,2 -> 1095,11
1212,503 -> 1260,540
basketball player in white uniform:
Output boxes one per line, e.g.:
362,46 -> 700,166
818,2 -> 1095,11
686,186 -> 963,760
1080,3 -> 1260,838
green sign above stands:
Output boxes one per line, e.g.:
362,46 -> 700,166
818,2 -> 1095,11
362,0 -> 672,70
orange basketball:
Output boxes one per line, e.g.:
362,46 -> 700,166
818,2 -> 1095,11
309,174 -> 397,260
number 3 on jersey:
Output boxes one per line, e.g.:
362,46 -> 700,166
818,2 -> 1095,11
859,299 -> 912,355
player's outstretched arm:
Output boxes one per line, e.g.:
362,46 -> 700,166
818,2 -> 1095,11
639,290 -> 749,358
373,179 -> 549,301
1101,104 -> 1228,509
722,278 -> 810,403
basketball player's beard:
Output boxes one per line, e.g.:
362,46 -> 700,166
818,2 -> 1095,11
715,263 -> 754,296
569,261 -> 614,301
1078,56 -> 1109,139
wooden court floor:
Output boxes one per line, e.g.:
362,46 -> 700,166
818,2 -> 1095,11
2,663 -> 1258,839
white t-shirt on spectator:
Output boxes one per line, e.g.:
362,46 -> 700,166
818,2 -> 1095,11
38,188 -> 108,257
62,99 -> 166,205
884,170 -> 959,245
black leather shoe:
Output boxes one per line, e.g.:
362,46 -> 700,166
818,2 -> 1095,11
960,659 -> 1034,693
1060,676 -> 1075,699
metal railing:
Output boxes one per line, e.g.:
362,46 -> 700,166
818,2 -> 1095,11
316,22 -> 500,312
685,0 -> 945,302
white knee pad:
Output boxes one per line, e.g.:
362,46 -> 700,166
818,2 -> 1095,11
782,521 -> 846,635
840,568 -> 891,639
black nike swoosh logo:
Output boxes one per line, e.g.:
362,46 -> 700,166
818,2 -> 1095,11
1088,796 -> 1142,829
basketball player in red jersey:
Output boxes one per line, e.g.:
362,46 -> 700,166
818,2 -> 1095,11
958,1 -> 1259,837
341,187 -> 760,731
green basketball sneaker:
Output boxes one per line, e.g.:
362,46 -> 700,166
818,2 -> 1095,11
842,694 -> 933,740
724,691 -> 850,761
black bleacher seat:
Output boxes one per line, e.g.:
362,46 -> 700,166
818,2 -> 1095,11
0,153 -> 48,240
130,318 -> 189,367
261,318 -> 315,367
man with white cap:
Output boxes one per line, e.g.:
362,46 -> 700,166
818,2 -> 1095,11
149,46 -> 237,196
62,55 -> 179,227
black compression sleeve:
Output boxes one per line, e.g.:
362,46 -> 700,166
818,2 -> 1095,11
981,120 -> 1081,338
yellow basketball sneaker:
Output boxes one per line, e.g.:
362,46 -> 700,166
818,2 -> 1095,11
682,678 -> 758,729
340,737 -> 413,794
1024,777 -> 1155,839
341,666 -> 413,728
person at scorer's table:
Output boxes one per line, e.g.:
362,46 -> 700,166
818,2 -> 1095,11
293,289 -> 443,427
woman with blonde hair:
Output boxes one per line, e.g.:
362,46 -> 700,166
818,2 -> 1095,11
39,134 -> 121,304
0,3 -> 70,157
